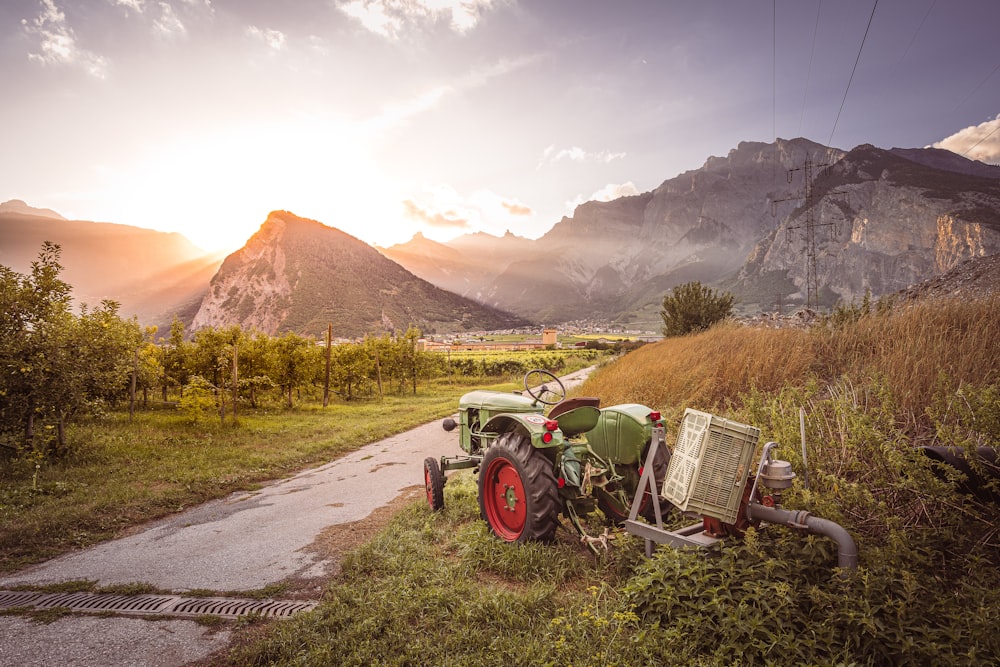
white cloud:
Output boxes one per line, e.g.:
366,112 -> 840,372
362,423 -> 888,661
401,185 -> 536,241
565,181 -> 639,212
366,55 -> 537,134
22,0 -> 109,79
536,144 -> 627,169
246,25 -> 286,52
337,0 -> 496,40
110,0 -> 147,13
932,115 -> 1000,164
153,2 -> 187,38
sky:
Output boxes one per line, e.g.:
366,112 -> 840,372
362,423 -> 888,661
2,0 -> 998,253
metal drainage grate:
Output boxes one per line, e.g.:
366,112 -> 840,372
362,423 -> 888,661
0,590 -> 317,620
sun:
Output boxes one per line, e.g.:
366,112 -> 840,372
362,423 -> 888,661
96,118 -> 413,253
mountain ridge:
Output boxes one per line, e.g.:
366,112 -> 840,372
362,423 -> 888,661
384,138 -> 1000,323
191,211 -> 527,337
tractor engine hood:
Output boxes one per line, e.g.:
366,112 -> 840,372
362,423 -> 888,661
458,390 -> 543,414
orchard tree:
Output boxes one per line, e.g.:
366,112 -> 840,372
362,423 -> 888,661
331,342 -> 373,401
161,316 -> 189,401
237,330 -> 276,408
272,331 -> 321,408
660,281 -> 735,337
0,243 -> 74,452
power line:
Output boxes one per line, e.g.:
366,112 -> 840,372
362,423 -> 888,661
827,0 -> 879,147
961,120 -> 1000,161
797,0 -> 823,136
953,62 -> 1000,112
894,0 -> 936,72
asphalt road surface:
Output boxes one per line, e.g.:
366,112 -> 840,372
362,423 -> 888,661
0,366 -> 595,666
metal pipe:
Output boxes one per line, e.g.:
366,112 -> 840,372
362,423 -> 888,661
746,502 -> 858,570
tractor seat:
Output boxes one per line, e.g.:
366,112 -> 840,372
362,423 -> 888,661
548,397 -> 601,437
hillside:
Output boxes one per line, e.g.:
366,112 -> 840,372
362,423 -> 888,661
191,211 -> 527,337
384,139 -> 1000,323
0,201 -> 222,325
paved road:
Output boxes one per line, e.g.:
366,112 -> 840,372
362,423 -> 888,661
0,367 -> 595,666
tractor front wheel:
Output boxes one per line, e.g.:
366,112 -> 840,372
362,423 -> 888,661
424,457 -> 445,511
478,432 -> 559,543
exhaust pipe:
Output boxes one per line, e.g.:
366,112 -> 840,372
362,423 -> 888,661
746,502 -> 858,570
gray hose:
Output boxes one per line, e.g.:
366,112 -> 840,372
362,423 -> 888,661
746,503 -> 858,570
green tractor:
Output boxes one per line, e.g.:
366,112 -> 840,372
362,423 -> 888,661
423,369 -> 671,544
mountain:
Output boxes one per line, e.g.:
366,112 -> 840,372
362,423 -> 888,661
0,199 -> 67,219
0,201 -> 223,326
382,139 -> 1000,322
191,211 -> 527,337
380,230 -> 534,302
734,143 -> 1000,305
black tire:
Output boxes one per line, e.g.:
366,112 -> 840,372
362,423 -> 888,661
423,457 -> 445,511
478,431 -> 560,543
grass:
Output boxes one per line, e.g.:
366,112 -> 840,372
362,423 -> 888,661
579,296 -> 1000,440
229,295 -> 1000,666
0,378 -> 523,571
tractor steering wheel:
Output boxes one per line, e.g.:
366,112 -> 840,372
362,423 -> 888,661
523,369 -> 566,406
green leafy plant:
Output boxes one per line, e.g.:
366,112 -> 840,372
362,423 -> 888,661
660,281 -> 735,337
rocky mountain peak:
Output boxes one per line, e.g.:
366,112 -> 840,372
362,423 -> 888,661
193,211 -> 525,337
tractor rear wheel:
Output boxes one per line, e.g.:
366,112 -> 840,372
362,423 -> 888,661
424,457 -> 445,511
478,431 -> 559,543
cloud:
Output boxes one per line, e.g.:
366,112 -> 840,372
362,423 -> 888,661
111,0 -> 147,13
536,144 -> 627,169
932,115 -> 1000,164
22,0 -> 109,79
246,25 -> 286,52
366,55 -> 537,133
502,200 -> 532,216
337,0 -> 496,40
402,198 -> 471,230
153,2 -> 187,38
401,185 -> 536,240
565,181 -> 640,212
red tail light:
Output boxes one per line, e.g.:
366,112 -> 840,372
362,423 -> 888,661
649,411 -> 661,421
557,477 -> 566,488
542,432 -> 553,443
545,420 -> 559,431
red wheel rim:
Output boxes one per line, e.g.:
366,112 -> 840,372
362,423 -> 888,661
482,456 -> 527,541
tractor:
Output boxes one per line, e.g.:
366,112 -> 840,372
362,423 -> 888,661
425,369 -> 860,570
423,369 -> 671,545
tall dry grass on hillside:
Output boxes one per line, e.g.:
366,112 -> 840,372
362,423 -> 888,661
580,325 -> 818,417
581,296 -> 999,437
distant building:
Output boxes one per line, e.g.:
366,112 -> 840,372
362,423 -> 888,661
417,328 -> 560,352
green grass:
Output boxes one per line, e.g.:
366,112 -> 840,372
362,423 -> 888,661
0,378 -> 523,571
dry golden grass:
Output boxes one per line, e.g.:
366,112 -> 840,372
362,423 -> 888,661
816,296 -> 1000,426
580,324 -> 817,419
580,295 -> 999,434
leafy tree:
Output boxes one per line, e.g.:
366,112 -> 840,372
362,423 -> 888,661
0,243 -> 74,452
0,244 -> 144,454
271,331 -> 320,408
660,281 -> 735,337
161,316 -> 189,400
237,330 -> 276,408
331,342 -> 373,401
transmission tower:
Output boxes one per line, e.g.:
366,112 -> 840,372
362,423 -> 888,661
771,156 -> 845,310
